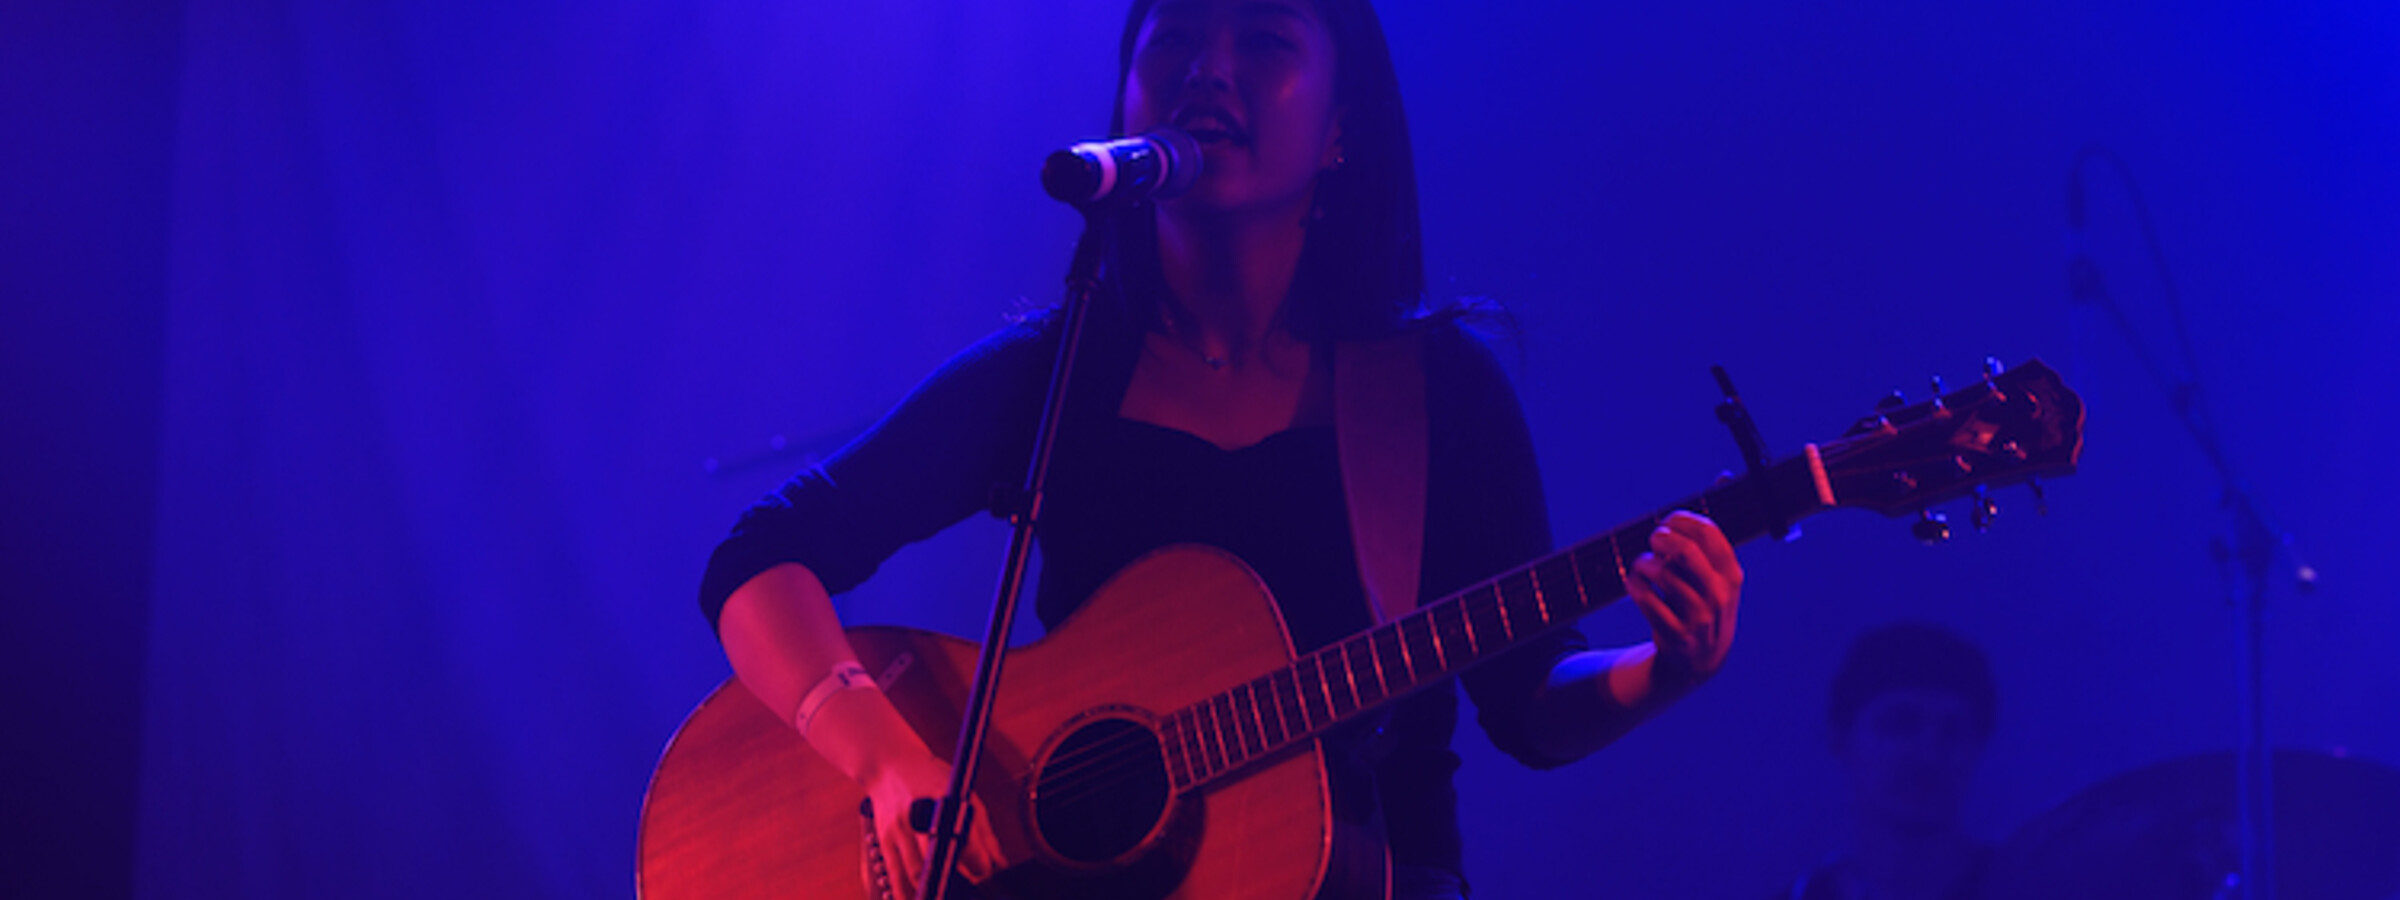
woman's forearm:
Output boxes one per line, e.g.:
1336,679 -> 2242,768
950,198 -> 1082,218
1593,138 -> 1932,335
717,562 -> 924,784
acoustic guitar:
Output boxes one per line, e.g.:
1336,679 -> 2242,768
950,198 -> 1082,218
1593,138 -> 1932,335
638,361 -> 2084,900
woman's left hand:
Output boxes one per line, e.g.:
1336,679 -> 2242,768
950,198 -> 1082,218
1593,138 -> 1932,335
1624,510 -> 1744,690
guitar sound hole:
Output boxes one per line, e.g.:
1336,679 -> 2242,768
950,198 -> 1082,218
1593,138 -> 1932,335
1031,716 -> 1171,865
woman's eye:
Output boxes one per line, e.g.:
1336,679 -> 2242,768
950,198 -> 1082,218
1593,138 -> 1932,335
1240,30 -> 1296,52
1142,27 -> 1196,52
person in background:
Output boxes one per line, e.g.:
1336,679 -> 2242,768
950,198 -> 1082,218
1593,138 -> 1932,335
1779,622 -> 1999,900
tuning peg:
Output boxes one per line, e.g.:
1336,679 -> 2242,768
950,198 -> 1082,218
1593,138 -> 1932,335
1912,510 -> 1952,545
1984,356 -> 2005,377
1929,376 -> 1949,414
1876,389 -> 1906,412
1971,486 -> 1998,532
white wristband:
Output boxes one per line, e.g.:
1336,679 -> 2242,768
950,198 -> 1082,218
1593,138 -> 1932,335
793,661 -> 875,738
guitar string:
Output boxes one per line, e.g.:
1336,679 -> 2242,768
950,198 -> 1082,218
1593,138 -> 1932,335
1019,575 -> 1552,787
1021,643 -> 1429,794
1021,727 -> 1202,808
1019,563 -> 1601,795
1020,690 -> 1301,794
1023,672 -> 1364,801
1026,584 -> 1650,809
1030,754 -> 1195,810
1028,666 -> 1432,809
1030,711 -> 1336,809
1018,531 -> 1664,803
1024,644 -> 1462,805
1020,648 -> 1366,788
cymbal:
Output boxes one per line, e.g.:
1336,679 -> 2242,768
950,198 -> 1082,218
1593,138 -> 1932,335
1987,749 -> 2400,900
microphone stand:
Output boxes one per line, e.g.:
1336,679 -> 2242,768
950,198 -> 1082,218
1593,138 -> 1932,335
917,207 -> 1115,900
2068,145 -> 2318,900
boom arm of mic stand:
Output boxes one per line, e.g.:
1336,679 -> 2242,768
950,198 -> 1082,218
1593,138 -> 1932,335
918,211 -> 1114,900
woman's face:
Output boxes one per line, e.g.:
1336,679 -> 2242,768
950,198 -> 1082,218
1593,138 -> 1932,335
1121,0 -> 1343,221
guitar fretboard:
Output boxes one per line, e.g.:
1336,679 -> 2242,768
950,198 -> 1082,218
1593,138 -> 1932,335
1154,448 -> 1831,792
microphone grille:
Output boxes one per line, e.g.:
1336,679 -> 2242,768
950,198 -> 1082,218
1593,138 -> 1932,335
1148,127 -> 1202,199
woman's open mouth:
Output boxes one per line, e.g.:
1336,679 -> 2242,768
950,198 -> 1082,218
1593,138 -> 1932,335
1174,108 -> 1247,146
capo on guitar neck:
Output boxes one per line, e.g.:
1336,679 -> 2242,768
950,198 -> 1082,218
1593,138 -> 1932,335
1711,365 -> 1796,542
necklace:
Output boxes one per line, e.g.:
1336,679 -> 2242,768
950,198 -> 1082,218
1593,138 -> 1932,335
1160,315 -> 1231,371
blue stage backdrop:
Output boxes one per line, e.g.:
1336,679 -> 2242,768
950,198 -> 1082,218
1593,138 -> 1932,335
125,0 -> 2394,897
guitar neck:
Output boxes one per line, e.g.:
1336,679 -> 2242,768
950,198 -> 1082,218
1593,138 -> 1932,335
1155,447 -> 1836,794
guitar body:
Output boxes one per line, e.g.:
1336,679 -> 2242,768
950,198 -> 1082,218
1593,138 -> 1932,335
638,545 -> 1379,900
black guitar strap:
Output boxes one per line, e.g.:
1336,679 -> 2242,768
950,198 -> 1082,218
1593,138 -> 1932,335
1334,331 -> 1428,626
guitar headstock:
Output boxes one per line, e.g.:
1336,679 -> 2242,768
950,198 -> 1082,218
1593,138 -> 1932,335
1814,359 -> 2084,521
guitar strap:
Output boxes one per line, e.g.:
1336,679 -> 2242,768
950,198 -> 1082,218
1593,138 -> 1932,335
1334,331 -> 1428,626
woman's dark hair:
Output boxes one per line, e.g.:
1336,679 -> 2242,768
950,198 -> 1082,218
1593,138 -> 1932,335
1103,0 -> 1426,342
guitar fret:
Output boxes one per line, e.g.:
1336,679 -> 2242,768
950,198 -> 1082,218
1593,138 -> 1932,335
1372,628 -> 1408,696
1249,681 -> 1273,751
1226,692 -> 1253,765
1493,582 -> 1516,641
1209,696 -> 1228,772
1432,600 -> 1472,669
1163,714 -> 1190,786
1400,613 -> 1443,679
1489,583 -> 1513,642
1309,655 -> 1335,725
1171,710 -> 1193,782
1449,600 -> 1468,657
1358,635 -> 1389,704
1276,676 -> 1296,739
1500,573 -> 1540,633
1529,566 -> 1550,626
1609,529 -> 1630,584
1340,642 -> 1366,713
1296,669 -> 1315,733
1565,547 -> 1591,613
1181,710 -> 1208,782
1393,618 -> 1417,682
1277,669 -> 1308,736
1159,716 -> 1181,786
1187,711 -> 1211,782
1248,686 -> 1267,763
1532,556 -> 1577,617
1195,700 -> 1219,772
1258,677 -> 1289,749
1305,662 -> 1324,734
1217,695 -> 1240,771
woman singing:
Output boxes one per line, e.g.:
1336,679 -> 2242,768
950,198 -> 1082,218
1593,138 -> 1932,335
698,1 -> 1745,896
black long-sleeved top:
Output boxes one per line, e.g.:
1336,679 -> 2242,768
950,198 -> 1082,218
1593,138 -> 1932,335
699,308 -> 1585,879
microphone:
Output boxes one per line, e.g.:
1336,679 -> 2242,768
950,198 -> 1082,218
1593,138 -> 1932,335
1041,128 -> 1202,207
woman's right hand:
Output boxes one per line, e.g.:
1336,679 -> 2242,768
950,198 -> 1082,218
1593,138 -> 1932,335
858,750 -> 1005,900
806,684 -> 1004,900
714,566 -> 1004,898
